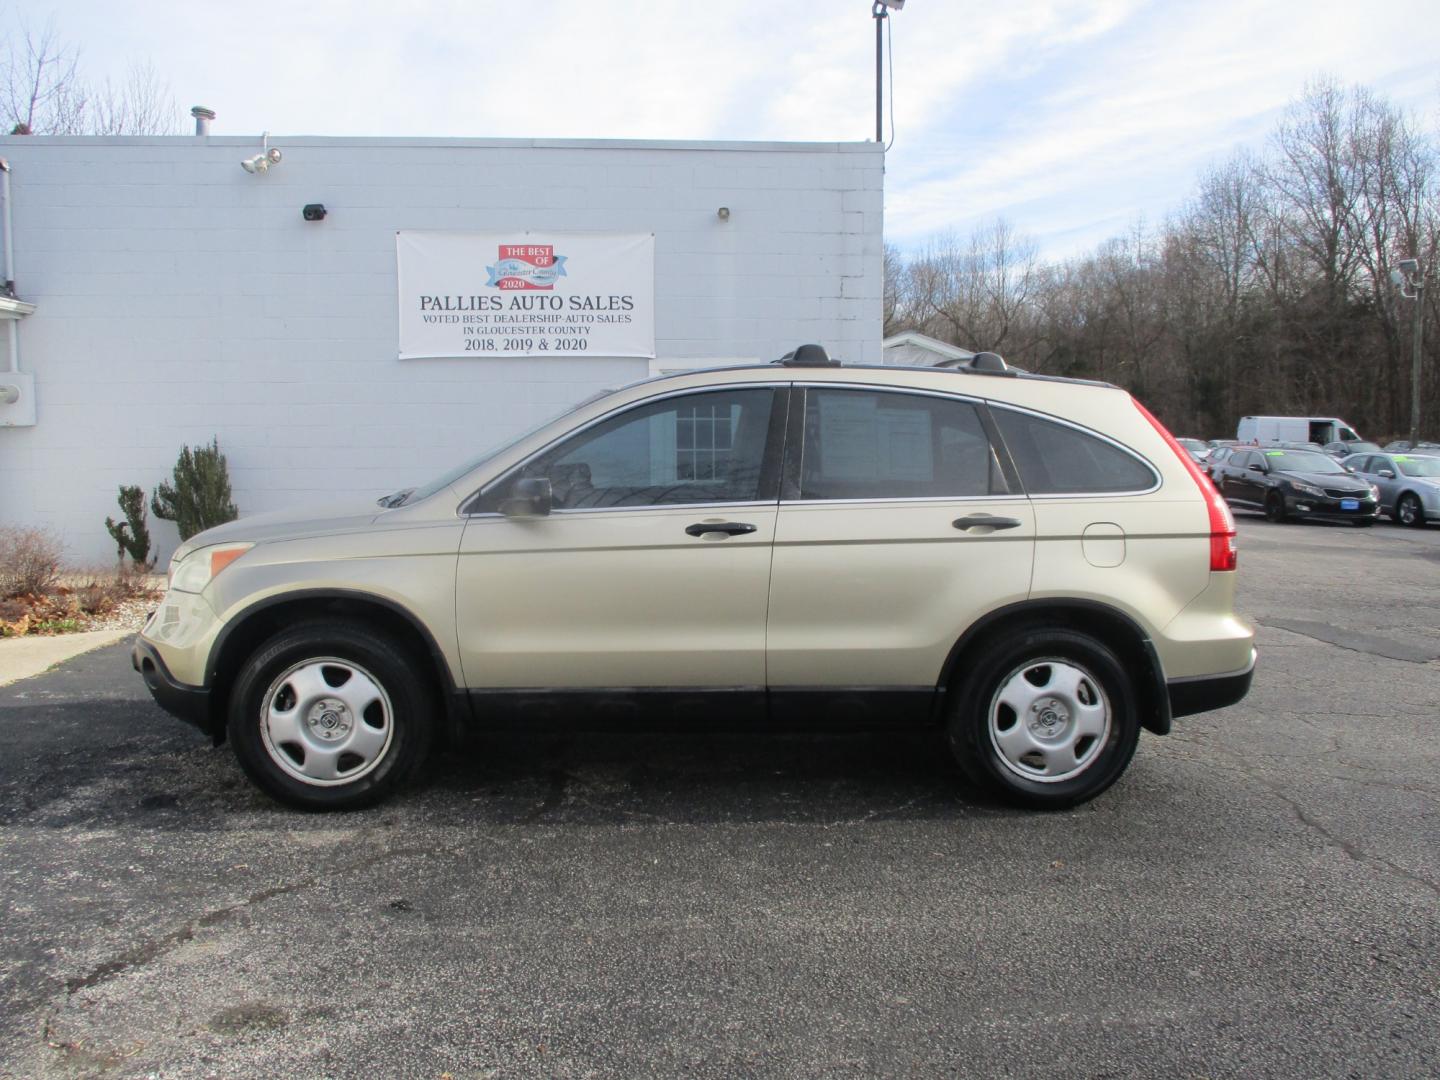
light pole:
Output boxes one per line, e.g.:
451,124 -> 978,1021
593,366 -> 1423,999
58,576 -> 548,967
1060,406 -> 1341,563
873,0 -> 904,144
1391,257 -> 1427,441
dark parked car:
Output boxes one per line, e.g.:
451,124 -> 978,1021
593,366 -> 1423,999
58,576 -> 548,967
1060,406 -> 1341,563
1344,452 -> 1440,526
1322,439 -> 1380,459
1214,448 -> 1380,525
1206,445 -> 1238,480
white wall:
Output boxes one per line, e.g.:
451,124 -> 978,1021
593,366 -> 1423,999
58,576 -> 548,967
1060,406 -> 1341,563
0,135 -> 883,562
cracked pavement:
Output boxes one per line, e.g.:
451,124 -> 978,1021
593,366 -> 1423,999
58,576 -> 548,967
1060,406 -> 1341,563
1,516 -> 1438,1078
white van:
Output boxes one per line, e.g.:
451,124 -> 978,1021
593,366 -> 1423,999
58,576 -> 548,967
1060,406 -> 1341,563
1236,416 -> 1362,446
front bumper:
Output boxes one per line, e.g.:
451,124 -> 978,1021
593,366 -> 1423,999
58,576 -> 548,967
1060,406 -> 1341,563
1167,650 -> 1256,718
1285,491 -> 1379,522
132,638 -> 217,739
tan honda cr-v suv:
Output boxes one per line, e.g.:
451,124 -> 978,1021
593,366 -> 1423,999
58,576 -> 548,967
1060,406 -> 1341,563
133,345 -> 1254,810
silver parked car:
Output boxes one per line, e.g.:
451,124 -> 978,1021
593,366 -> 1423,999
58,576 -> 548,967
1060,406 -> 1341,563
1344,452 -> 1440,526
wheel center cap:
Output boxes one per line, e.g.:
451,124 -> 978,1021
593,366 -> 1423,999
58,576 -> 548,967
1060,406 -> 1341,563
306,698 -> 351,741
1029,697 -> 1070,739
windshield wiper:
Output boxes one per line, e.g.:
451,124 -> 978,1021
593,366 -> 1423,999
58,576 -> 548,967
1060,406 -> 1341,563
377,488 -> 414,509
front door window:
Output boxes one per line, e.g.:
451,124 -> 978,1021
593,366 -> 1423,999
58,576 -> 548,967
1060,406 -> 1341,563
479,388 -> 778,511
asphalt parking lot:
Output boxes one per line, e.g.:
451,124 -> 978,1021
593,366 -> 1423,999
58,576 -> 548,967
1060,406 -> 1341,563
2,517 -> 1438,1079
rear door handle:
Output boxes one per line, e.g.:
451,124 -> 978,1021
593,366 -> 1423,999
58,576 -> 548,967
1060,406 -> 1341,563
952,514 -> 1022,531
685,521 -> 757,537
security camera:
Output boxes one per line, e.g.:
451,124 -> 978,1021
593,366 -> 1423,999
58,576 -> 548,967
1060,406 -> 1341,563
302,203 -> 327,221
1398,257 -> 1419,275
240,147 -> 283,174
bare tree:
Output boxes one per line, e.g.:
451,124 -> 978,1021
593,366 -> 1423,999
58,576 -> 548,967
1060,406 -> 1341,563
875,77 -> 1438,438
902,218 -> 1039,353
2,21 -> 87,134
1,19 -> 180,135
89,60 -> 180,135
882,242 -> 907,337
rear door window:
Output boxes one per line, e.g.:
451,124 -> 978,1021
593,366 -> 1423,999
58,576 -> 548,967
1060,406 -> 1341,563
991,407 -> 1157,495
795,388 -> 1009,500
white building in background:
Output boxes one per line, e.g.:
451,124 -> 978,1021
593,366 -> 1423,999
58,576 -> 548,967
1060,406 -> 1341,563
882,331 -> 975,367
0,129 -> 884,562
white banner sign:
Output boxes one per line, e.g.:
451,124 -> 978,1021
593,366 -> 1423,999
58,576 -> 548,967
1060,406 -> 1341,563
396,231 -> 655,359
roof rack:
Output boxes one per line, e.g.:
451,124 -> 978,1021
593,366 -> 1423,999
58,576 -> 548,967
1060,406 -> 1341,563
955,351 -> 1008,373
774,343 -> 841,367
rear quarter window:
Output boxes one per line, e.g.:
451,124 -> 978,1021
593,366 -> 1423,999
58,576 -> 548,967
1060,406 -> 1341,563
991,407 -> 1157,495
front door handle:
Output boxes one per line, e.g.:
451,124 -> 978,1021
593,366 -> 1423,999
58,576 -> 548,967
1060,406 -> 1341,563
952,514 -> 1022,532
685,521 -> 757,538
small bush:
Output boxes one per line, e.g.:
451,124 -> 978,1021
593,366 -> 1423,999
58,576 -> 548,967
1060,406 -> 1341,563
69,563 -> 160,617
151,439 -> 238,542
75,583 -> 118,616
105,485 -> 154,568
0,526 -> 64,599
0,597 -> 29,637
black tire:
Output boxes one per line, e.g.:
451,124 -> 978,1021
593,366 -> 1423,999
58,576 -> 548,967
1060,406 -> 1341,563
1264,490 -> 1290,523
227,619 -> 436,810
946,628 -> 1141,810
1397,492 -> 1426,528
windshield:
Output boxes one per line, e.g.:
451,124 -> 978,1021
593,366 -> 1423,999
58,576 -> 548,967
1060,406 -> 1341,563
1396,455 -> 1440,478
1177,439 -> 1206,452
1264,450 -> 1346,474
392,390 -> 614,506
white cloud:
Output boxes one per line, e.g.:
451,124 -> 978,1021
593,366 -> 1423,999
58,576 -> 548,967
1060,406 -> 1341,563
18,0 -> 1440,259
882,0 -> 1440,254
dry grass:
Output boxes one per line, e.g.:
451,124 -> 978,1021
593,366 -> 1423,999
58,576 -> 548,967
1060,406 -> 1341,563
0,558 -> 162,638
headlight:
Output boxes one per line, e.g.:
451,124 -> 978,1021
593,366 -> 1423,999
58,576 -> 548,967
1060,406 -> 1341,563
169,543 -> 254,593
1369,484 -> 1381,499
1291,482 -> 1323,497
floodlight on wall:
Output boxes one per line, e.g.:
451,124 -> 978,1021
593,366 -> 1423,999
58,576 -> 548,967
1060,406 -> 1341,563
241,148 -> 282,174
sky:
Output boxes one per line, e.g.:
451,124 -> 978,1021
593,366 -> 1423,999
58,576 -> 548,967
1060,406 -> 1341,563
10,0 -> 1440,259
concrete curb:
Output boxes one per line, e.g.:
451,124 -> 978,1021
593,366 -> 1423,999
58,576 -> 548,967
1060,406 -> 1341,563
0,630 -> 133,687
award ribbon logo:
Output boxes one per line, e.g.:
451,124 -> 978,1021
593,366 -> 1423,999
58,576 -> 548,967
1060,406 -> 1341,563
486,244 -> 568,290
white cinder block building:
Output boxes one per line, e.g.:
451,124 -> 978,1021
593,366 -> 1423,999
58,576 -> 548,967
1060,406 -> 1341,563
0,132 -> 884,562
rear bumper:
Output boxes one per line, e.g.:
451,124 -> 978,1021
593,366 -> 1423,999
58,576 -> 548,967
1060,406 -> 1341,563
1167,649 -> 1256,719
132,638 -> 216,738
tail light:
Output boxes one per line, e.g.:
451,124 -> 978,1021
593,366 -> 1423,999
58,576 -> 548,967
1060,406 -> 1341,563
1132,398 -> 1237,572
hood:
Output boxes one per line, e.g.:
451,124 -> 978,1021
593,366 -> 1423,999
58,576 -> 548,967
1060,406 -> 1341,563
170,498 -> 385,564
1281,470 -> 1370,491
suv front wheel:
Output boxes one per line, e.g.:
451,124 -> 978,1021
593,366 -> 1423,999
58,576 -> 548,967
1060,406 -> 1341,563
227,620 -> 435,810
947,628 -> 1141,809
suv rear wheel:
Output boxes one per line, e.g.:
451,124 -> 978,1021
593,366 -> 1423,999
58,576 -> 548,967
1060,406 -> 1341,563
227,620 -> 435,810
947,628 -> 1140,809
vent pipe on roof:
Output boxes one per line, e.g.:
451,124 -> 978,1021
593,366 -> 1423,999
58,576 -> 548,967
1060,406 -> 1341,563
191,106 -> 215,136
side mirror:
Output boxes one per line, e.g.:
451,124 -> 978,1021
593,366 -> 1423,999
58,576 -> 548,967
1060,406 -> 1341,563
1247,462 -> 1266,473
500,476 -> 553,517
1378,469 -> 1395,479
